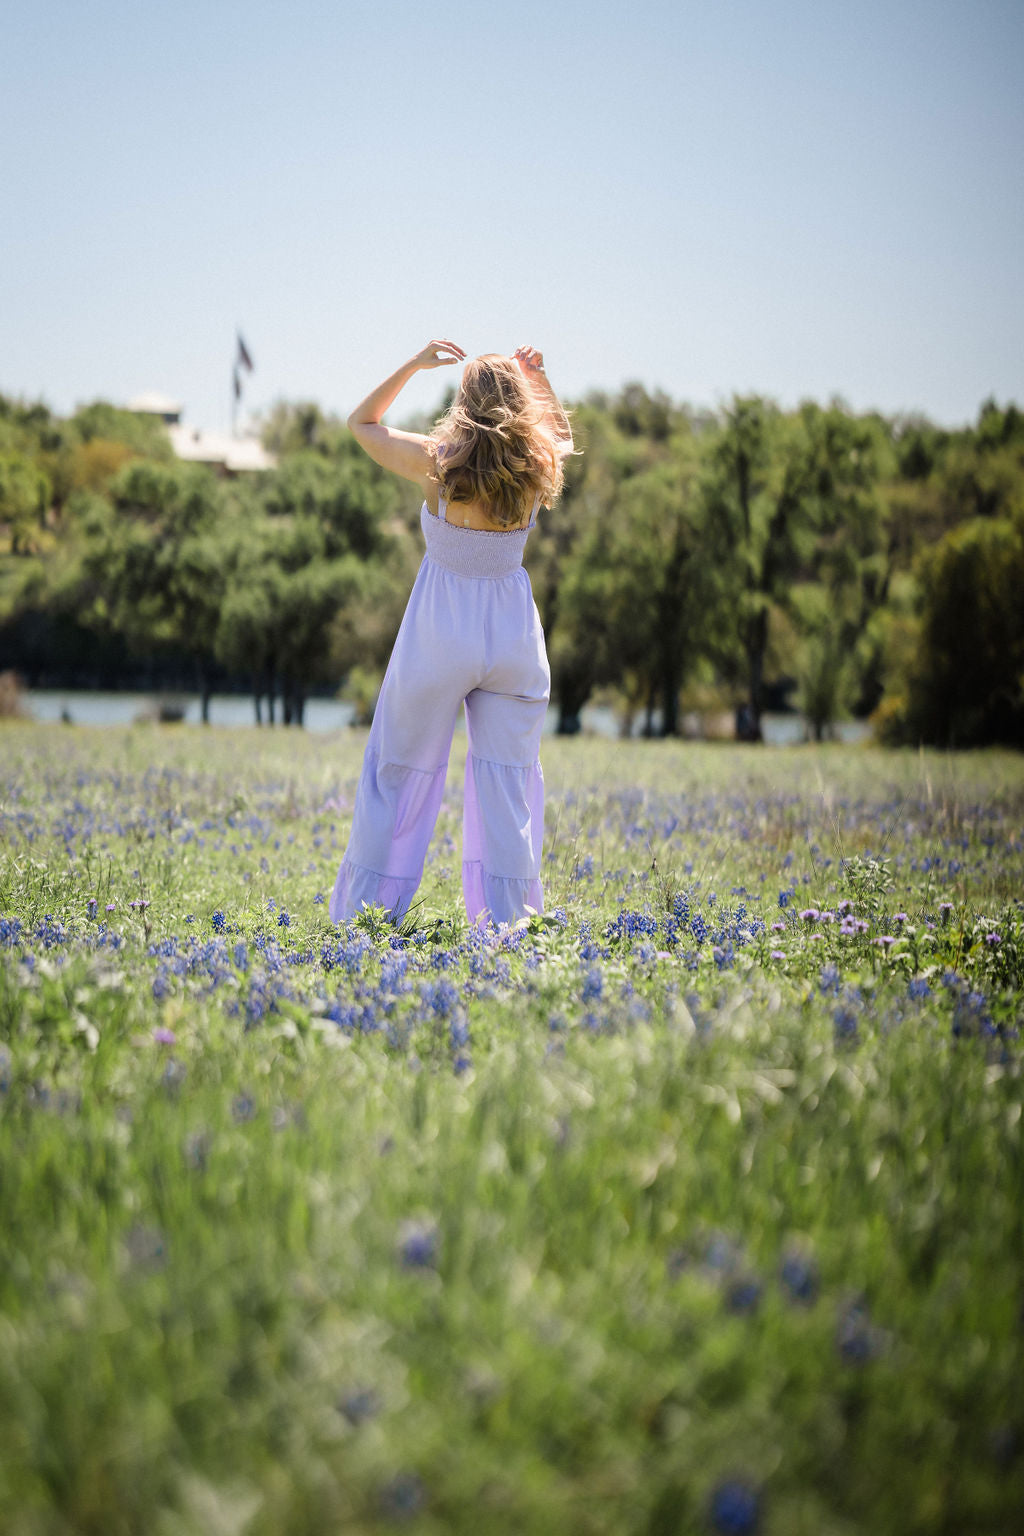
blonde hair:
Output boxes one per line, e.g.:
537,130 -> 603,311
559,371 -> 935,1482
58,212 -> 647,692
427,354 -> 568,529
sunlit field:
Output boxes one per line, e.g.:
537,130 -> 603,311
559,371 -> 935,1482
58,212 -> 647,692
1,723 -> 1022,1535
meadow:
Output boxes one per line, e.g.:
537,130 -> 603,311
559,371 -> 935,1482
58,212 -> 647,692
1,723 -> 1022,1535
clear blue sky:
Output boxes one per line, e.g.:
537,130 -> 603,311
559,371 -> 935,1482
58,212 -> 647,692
2,0 -> 1021,433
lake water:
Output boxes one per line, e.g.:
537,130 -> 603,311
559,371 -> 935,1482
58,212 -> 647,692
22,690 -> 873,745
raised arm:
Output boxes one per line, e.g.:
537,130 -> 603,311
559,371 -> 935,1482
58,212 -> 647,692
347,339 -> 466,486
513,346 -> 574,454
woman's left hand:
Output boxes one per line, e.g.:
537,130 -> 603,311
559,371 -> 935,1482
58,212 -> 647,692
514,345 -> 547,377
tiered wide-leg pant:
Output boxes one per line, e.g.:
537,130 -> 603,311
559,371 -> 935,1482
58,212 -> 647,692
329,531 -> 549,929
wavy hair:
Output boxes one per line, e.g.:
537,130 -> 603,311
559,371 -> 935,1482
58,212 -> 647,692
427,354 -> 569,529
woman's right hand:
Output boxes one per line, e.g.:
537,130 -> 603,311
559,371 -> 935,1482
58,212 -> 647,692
412,339 -> 466,370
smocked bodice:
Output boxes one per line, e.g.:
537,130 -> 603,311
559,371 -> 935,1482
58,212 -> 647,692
420,500 -> 534,580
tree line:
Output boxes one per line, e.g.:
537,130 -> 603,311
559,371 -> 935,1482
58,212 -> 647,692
1,386 -> 1022,745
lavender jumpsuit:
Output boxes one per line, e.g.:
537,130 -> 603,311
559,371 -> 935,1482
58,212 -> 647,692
329,490 -> 549,928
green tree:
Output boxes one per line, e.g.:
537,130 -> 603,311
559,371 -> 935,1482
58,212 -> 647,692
69,461 -> 231,720
702,397 -> 813,739
553,439 -> 714,735
0,454 -> 51,556
906,513 -> 1024,745
214,450 -> 408,725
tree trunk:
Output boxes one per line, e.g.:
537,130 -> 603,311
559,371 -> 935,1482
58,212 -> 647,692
252,672 -> 262,726
556,668 -> 590,734
195,660 -> 211,725
660,650 -> 680,737
744,610 -> 767,742
642,678 -> 657,737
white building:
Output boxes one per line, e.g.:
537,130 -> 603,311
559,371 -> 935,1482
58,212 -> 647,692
127,394 -> 276,475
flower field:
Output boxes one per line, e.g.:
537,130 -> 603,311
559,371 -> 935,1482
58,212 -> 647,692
1,723 -> 1022,1535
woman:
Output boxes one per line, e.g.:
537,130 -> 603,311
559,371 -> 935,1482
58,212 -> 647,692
329,339 -> 574,929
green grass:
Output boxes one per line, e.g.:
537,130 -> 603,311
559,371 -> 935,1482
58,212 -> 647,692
1,723 -> 1023,1534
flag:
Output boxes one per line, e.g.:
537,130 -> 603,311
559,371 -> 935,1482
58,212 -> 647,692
237,333 -> 254,372
233,367 -> 242,401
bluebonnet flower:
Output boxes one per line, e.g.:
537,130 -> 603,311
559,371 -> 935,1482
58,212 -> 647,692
232,1092 -> 256,1122
605,908 -> 658,943
907,977 -> 931,1000
703,1231 -> 740,1273
819,962 -> 841,995
833,1004 -> 859,1042
779,1250 -> 820,1305
725,1276 -> 762,1314
836,1297 -> 886,1364
709,1478 -> 760,1534
313,891 -> 325,904
690,913 -> 708,945
378,1472 -> 425,1521
337,1387 -> 380,1425
211,911 -> 226,933
421,979 -> 459,1017
277,910 -> 291,927
398,1219 -> 439,1270
582,966 -> 603,1002
778,891 -> 791,909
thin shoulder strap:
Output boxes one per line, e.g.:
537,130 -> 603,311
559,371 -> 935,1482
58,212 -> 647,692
438,490 -> 448,522
527,491 -> 541,528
